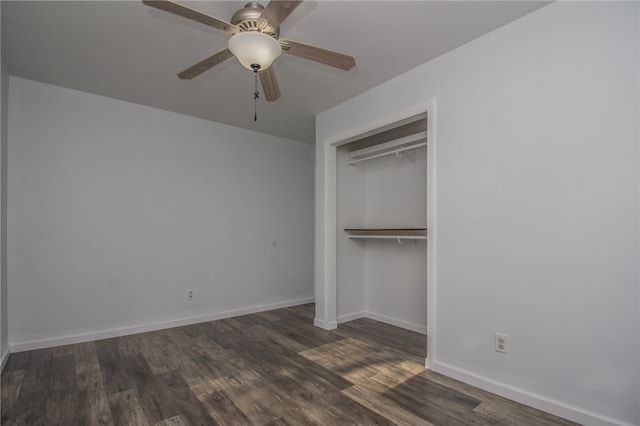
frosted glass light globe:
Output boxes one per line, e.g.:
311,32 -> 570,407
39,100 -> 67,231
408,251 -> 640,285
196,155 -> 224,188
228,31 -> 282,70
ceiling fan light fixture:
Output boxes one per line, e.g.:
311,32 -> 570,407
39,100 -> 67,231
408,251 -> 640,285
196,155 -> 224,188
228,31 -> 282,71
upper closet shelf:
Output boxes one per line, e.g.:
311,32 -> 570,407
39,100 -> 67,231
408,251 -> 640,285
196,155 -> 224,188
347,132 -> 427,165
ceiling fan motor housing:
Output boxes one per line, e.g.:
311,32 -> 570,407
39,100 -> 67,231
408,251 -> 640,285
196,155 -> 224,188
231,2 -> 279,39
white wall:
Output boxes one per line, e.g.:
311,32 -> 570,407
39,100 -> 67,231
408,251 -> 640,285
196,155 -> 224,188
8,77 -> 314,349
363,149 -> 427,331
316,2 -> 639,425
1,56 -> 9,367
336,148 -> 365,321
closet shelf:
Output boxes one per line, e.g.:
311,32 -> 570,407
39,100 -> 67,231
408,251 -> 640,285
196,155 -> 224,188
345,228 -> 427,240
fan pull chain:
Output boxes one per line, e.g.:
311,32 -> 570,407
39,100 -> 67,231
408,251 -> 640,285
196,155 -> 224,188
252,64 -> 260,122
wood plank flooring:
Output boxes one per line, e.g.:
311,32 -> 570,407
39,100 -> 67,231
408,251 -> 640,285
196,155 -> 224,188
1,304 -> 579,425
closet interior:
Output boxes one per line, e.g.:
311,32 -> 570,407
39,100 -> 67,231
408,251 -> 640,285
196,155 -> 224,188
336,112 -> 428,334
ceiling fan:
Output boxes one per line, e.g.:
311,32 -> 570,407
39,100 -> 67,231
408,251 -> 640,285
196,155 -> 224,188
142,0 -> 356,103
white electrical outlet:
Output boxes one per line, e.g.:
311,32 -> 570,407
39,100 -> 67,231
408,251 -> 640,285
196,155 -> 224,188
187,290 -> 194,300
495,333 -> 508,354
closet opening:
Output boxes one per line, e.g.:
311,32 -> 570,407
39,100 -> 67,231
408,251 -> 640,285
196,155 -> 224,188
332,109 -> 433,367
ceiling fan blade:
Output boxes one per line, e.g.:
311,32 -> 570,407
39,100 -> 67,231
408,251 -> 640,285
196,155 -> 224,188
177,49 -> 234,80
259,1 -> 303,28
280,39 -> 355,71
142,0 -> 239,34
259,67 -> 281,102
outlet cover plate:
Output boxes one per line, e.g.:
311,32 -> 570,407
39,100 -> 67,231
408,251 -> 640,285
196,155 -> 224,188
495,333 -> 508,354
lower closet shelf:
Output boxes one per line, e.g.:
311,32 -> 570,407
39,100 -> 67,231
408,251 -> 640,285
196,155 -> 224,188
344,228 -> 427,239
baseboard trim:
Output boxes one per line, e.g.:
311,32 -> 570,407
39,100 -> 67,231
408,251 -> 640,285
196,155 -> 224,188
364,312 -> 427,335
337,311 -> 365,323
333,310 -> 427,335
313,318 -> 338,330
1,345 -> 10,372
431,360 -> 635,426
10,297 -> 314,353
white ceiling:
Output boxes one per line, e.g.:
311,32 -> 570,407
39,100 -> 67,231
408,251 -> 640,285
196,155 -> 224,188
2,1 -> 549,143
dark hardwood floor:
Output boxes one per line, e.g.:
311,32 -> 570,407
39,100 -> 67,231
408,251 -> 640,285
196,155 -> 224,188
1,304 -> 578,425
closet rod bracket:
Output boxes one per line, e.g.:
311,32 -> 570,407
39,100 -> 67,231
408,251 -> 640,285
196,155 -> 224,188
395,150 -> 417,164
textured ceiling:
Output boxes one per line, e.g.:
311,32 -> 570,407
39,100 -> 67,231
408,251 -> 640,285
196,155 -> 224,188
2,1 -> 550,143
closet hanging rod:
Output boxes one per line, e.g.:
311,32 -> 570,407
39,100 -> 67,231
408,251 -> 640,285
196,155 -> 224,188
347,141 -> 427,165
